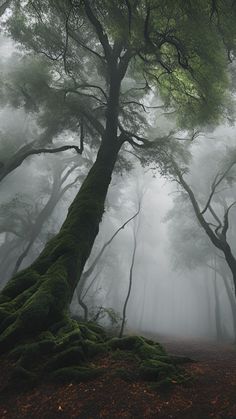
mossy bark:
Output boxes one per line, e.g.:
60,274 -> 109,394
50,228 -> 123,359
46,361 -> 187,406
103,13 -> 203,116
0,137 -> 122,353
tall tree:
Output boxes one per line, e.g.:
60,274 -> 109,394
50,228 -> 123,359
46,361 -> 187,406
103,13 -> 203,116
171,156 -> 236,296
0,0 -> 235,357
165,142 -> 236,339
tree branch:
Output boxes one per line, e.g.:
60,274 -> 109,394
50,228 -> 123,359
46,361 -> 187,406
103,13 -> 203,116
201,161 -> 236,215
82,208 -> 141,281
222,201 -> 236,238
83,0 -> 112,60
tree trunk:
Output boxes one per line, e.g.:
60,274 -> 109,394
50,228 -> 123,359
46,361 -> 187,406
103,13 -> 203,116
222,246 -> 236,297
76,209 -> 140,319
221,274 -> 236,341
213,275 -> 224,341
0,137 -> 122,352
12,165 -> 76,275
119,229 -> 137,338
173,162 -> 236,301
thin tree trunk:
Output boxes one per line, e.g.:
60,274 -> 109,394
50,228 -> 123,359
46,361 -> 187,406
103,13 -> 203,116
76,209 -> 140,319
207,262 -> 236,341
12,165 -> 77,275
213,264 -> 223,341
119,229 -> 137,338
173,162 -> 236,297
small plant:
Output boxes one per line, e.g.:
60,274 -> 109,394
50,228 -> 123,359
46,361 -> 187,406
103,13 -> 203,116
91,306 -> 122,336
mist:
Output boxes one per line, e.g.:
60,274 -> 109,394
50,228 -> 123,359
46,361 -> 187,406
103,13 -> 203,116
1,33 -> 236,342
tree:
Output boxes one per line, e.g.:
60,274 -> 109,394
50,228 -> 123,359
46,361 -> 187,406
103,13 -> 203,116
171,156 -> 236,296
119,204 -> 141,338
0,57 -> 84,184
76,207 -> 140,320
12,160 -> 82,275
165,142 -> 236,340
0,0 -> 235,372
0,155 -> 84,284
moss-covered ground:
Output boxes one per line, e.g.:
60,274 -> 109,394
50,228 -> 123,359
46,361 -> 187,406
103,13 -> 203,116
0,316 -> 191,390
1,339 -> 236,418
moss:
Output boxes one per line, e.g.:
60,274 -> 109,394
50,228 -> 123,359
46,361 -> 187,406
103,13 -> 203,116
109,336 -> 166,359
38,331 -> 55,341
111,349 -> 138,362
10,339 -> 55,364
12,281 -> 42,310
113,367 -> 138,382
85,322 -> 107,340
11,365 -> 37,382
49,318 -> 69,334
83,340 -> 108,357
135,340 -> 166,360
109,336 -> 144,351
139,359 -> 178,381
0,318 -> 24,354
79,324 -> 104,342
0,306 -> 14,325
56,330 -> 82,349
45,346 -> 85,371
1,270 -> 40,299
19,270 -> 70,332
51,366 -> 104,382
0,313 -> 18,334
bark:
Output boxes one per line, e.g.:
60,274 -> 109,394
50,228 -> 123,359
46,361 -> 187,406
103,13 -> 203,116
222,246 -> 236,296
208,263 -> 236,341
213,273 -> 224,341
119,228 -> 138,338
173,162 -> 236,297
0,42 -> 127,354
0,137 -> 122,353
0,125 -> 83,185
222,274 -> 236,341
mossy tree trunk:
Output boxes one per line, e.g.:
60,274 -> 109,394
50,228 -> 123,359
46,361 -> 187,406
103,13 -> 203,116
0,135 -> 122,352
0,46 -> 127,352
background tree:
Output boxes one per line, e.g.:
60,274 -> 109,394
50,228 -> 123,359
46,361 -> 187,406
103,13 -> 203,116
165,138 -> 236,340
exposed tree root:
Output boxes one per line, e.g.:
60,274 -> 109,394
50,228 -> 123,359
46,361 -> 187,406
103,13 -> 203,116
0,314 -> 191,389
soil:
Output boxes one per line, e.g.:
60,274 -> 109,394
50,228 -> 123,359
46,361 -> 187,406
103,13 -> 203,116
0,335 -> 236,419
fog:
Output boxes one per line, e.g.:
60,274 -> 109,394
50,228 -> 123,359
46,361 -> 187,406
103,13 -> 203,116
1,33 -> 236,344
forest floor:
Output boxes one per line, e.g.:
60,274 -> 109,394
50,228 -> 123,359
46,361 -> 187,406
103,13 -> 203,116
0,334 -> 236,419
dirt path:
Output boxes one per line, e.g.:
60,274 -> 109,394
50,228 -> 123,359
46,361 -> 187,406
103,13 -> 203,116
0,337 -> 236,418
159,338 -> 236,418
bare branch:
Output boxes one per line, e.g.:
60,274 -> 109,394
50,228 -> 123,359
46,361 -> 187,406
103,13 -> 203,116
68,29 -> 105,61
118,123 -> 151,148
201,161 -> 236,215
64,88 -> 106,105
222,201 -> 236,238
82,208 -> 141,281
121,100 -> 147,112
0,0 -> 11,16
62,5 -> 73,74
83,0 -> 112,60
29,144 -> 83,157
208,204 -> 222,235
74,83 -> 107,99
